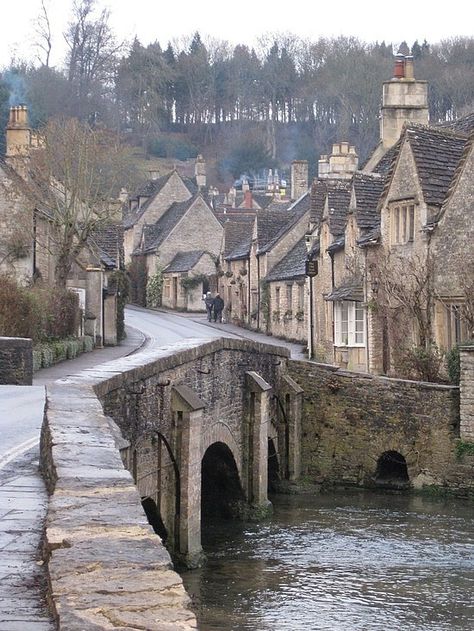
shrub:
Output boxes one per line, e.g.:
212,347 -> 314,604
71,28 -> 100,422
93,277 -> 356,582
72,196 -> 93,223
0,275 -> 45,342
146,265 -> 164,308
446,341 -> 474,385
397,344 -> 444,382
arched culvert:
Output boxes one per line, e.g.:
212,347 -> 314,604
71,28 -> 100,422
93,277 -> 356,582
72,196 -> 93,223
201,442 -> 245,523
268,438 -> 280,493
141,497 -> 168,541
374,450 -> 410,489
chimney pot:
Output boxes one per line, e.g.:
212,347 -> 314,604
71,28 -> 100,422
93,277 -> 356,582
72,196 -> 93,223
394,53 -> 405,79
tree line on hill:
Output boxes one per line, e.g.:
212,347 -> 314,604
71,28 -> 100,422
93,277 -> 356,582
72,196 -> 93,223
1,0 -> 473,180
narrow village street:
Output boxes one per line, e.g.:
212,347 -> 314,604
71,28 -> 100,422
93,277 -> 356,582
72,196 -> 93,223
0,306 -> 303,630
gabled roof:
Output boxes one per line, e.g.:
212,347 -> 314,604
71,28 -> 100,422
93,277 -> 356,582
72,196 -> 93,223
136,194 -> 205,255
257,192 -> 310,254
164,250 -> 210,273
405,124 -> 468,207
224,216 -> 255,260
124,171 -> 197,228
89,223 -> 123,269
352,172 -> 384,231
327,235 -> 345,253
265,237 -> 307,281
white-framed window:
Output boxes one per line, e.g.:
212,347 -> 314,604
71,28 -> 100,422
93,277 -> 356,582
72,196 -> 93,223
391,203 -> 415,245
334,301 -> 366,346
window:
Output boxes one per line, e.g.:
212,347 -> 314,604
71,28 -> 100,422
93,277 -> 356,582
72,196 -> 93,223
286,284 -> 293,310
334,301 -> 366,346
297,283 -> 305,311
275,287 -> 281,311
391,203 -> 415,244
446,304 -> 467,349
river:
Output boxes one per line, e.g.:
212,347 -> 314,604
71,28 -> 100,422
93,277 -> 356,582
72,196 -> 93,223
181,491 -> 474,631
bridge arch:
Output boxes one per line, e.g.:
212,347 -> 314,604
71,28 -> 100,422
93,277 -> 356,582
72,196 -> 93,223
201,441 -> 245,523
374,450 -> 410,488
201,421 -> 242,479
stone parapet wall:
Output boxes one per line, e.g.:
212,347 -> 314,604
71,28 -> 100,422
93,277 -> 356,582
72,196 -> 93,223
288,361 -> 474,494
40,383 -> 197,630
460,346 -> 474,442
0,336 -> 32,385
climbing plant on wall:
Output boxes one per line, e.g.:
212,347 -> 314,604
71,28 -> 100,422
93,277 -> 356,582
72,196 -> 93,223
146,264 -> 164,308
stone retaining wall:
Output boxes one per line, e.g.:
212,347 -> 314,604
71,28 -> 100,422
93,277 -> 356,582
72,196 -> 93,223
288,361 -> 474,495
0,336 -> 32,385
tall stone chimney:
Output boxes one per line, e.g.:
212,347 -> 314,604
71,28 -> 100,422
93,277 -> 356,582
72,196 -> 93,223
195,154 -> 206,189
290,160 -> 308,200
318,142 -> 358,179
6,105 -> 31,177
380,50 -> 429,148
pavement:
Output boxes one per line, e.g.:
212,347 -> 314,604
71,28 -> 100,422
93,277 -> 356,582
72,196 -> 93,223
0,325 -> 146,631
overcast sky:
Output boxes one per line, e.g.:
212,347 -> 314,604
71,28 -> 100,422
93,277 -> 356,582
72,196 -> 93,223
0,0 -> 472,67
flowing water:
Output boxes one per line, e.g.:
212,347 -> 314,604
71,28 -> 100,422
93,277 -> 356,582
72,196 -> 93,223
182,491 -> 474,631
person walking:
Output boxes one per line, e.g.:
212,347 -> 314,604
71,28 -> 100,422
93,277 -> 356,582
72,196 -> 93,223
212,293 -> 224,323
204,291 -> 214,322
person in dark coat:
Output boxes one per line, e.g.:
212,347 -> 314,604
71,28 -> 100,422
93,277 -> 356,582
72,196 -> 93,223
204,292 -> 214,321
212,293 -> 224,322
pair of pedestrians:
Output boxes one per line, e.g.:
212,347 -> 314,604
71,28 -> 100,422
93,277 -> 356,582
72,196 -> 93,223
204,292 -> 224,323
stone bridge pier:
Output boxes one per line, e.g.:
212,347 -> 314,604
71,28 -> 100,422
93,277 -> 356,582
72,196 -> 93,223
98,338 -> 303,567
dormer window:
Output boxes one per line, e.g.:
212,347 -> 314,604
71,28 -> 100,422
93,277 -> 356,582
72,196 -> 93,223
391,202 -> 415,245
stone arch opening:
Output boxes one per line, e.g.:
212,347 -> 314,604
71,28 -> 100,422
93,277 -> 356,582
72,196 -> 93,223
141,497 -> 168,542
375,451 -> 409,488
268,437 -> 280,493
201,442 -> 245,524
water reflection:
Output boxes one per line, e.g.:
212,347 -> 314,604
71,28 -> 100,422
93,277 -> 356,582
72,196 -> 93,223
182,491 -> 474,631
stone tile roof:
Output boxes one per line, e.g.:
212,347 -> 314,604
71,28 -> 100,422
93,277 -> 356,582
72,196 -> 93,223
90,223 -> 123,269
309,179 -> 328,225
265,237 -> 307,281
224,216 -> 255,260
406,124 -> 468,207
369,143 -> 399,176
327,181 -> 351,236
164,250 -> 209,273
436,111 -> 474,135
357,226 -> 381,247
138,195 -> 198,254
124,171 -> 196,228
352,172 -> 384,230
327,235 -> 345,253
325,278 -> 364,302
257,192 -> 310,254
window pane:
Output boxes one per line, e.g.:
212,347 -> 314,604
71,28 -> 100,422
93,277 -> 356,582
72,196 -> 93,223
408,205 -> 415,241
355,304 -> 365,344
341,302 -> 349,344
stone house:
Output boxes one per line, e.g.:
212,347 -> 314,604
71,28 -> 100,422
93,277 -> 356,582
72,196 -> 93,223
0,105 -> 122,345
162,250 -> 217,311
248,192 -> 311,334
304,51 -> 473,375
123,170 -> 198,265
132,192 -> 224,309
0,107 -> 55,284
365,121 -> 473,374
219,216 -> 256,324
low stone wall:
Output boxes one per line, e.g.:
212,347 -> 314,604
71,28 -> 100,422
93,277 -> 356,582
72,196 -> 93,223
460,346 -> 474,442
0,336 -> 32,385
288,361 -> 474,495
41,381 -> 197,630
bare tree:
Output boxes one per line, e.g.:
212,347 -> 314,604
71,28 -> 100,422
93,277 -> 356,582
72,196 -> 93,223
34,0 -> 53,68
30,117 -> 134,287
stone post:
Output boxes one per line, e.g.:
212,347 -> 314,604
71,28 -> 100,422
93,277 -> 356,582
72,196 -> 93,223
171,384 -> 205,568
279,374 -> 304,480
460,346 -> 474,442
245,371 -> 272,517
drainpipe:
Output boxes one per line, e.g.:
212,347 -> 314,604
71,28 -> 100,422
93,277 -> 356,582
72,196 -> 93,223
329,251 -> 335,363
257,254 -> 261,330
247,255 -> 251,325
364,248 -> 370,372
